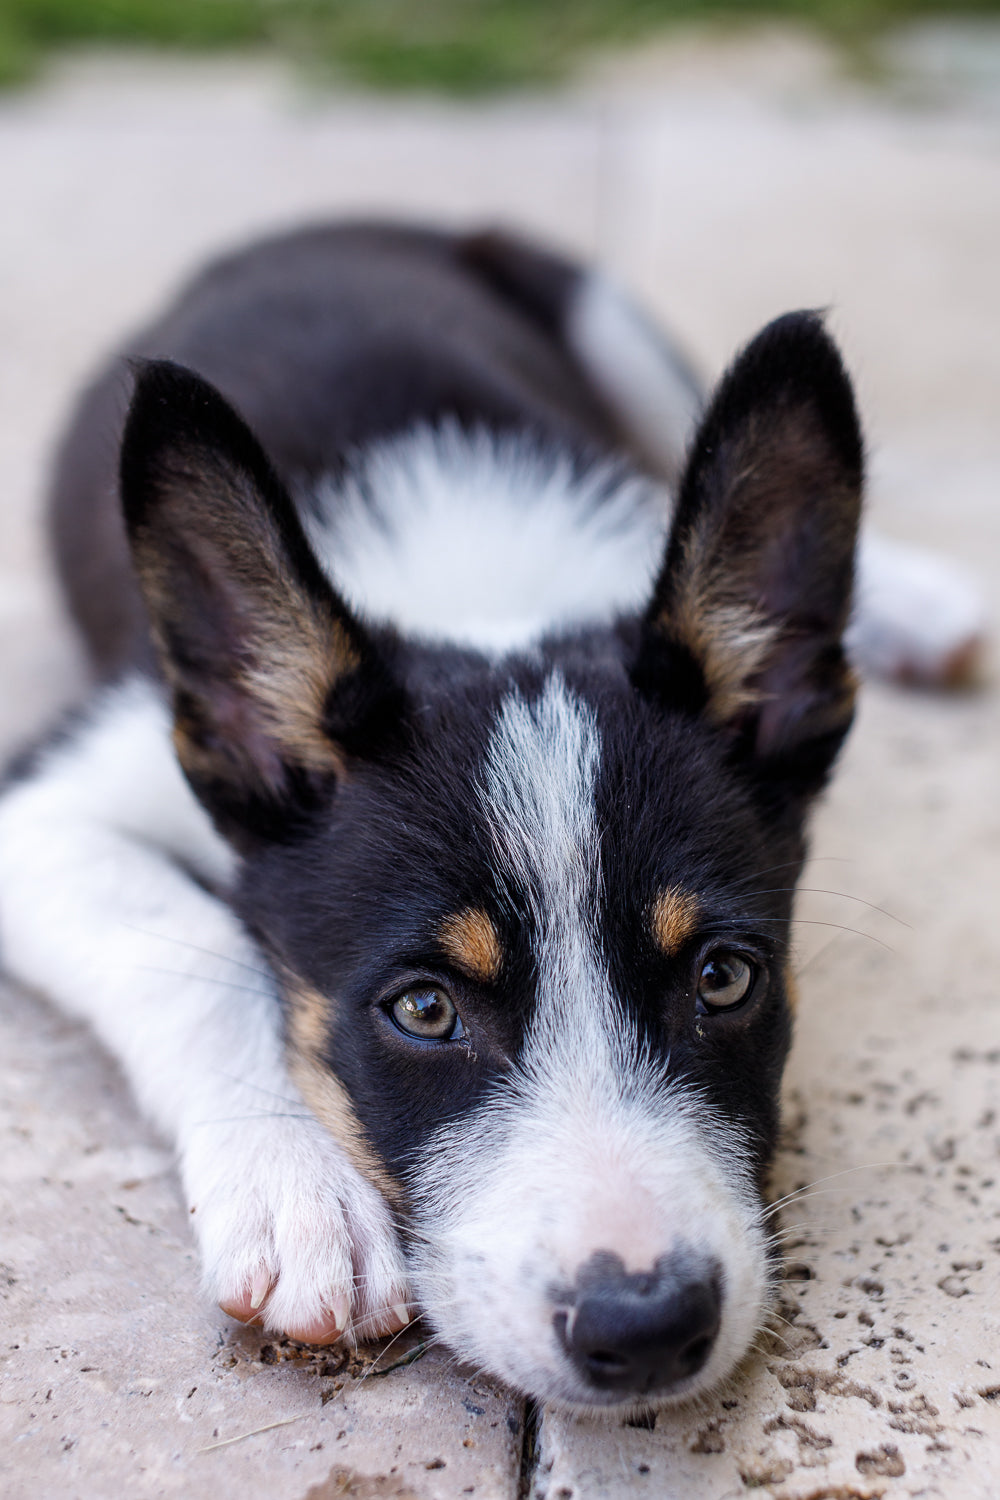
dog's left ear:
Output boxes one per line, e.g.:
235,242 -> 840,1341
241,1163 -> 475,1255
635,311 -> 863,804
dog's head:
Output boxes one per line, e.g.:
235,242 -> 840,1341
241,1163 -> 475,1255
120,311 -> 862,1411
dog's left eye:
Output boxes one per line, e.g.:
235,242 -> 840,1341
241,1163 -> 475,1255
389,986 -> 464,1042
697,952 -> 755,1013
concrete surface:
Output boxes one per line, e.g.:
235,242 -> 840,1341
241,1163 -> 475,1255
1,28 -> 999,1499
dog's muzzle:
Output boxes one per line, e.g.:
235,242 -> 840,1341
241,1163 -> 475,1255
553,1247 -> 723,1397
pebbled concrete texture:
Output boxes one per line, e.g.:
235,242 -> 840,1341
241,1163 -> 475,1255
537,683 -> 1000,1498
0,982 -> 523,1500
1,28 -> 999,1499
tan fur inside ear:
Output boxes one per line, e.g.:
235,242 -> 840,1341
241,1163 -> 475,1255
170,613 -> 356,794
667,557 -> 778,725
437,908 -> 503,984
284,979 -> 403,1207
650,887 -> 701,956
241,607 -> 359,776
659,408 -> 858,728
139,463 -> 359,791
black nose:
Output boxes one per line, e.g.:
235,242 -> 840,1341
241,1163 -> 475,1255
554,1249 -> 722,1396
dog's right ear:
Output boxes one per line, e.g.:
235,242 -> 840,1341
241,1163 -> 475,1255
120,360 -> 401,845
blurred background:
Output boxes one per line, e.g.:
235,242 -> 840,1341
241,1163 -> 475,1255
2,6 -> 1000,1497
1,0 -> 999,739
2,0 -> 1000,95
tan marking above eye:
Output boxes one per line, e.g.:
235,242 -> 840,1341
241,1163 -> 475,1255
437,907 -> 502,984
651,886 -> 701,956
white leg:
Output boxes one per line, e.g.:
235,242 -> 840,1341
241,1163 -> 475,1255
849,530 -> 988,687
0,677 -> 409,1342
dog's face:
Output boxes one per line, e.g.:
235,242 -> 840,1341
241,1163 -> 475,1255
120,311 -> 862,1410
238,665 -> 797,1408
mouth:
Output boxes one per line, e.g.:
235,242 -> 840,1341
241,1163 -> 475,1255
407,1229 -> 771,1415
540,1381 -> 707,1420
404,1028 -> 777,1412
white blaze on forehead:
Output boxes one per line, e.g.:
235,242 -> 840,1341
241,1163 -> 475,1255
481,672 -> 599,928
409,673 -> 771,1406
480,673 -> 615,1066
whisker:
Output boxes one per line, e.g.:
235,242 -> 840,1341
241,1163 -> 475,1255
714,856 -> 853,899
751,1325 -> 793,1358
730,887 -> 908,929
188,1112 -> 314,1127
343,1278 -> 416,1295
118,921 -> 274,981
127,964 -> 274,999
397,1223 -> 436,1247
740,916 -> 895,951
765,1185 -> 875,1221
793,932 -> 846,978
207,1072 -> 308,1107
768,1217 -> 820,1239
761,1161 -> 899,1221
358,1331 -> 437,1381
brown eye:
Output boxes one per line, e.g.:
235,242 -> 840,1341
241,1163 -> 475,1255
389,986 -> 463,1041
697,952 -> 754,1013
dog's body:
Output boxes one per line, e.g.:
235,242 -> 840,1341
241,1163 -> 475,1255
0,223 -> 970,1412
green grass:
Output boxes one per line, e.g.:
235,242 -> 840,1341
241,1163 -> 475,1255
0,0 -> 998,94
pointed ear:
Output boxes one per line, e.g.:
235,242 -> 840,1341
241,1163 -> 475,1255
120,360 -> 401,843
634,312 -> 863,803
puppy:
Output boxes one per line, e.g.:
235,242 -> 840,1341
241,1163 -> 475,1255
0,223 -> 966,1413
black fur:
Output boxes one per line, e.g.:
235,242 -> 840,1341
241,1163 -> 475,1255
105,235 -> 861,1210
53,222 -> 622,680
235,652 -> 797,1191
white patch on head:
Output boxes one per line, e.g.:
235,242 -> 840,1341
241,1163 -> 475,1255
481,668 -> 600,937
567,272 -> 704,487
302,421 -> 668,655
407,673 -> 771,1410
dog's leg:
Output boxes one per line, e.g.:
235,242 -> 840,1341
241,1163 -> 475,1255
848,530 -> 987,687
0,677 -> 409,1343
460,229 -> 702,487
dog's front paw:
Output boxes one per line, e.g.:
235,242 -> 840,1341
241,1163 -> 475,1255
182,1113 -> 410,1345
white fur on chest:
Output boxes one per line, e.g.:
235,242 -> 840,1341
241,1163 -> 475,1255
303,422 -> 670,655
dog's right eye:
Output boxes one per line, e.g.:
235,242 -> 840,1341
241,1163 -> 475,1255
388,986 -> 464,1042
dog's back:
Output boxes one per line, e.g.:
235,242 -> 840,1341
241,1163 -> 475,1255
51,223 -> 702,680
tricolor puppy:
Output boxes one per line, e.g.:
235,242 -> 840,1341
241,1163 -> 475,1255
0,224 -> 961,1412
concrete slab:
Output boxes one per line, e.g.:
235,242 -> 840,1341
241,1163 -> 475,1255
0,979 -> 524,1500
1,31 -> 998,1498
